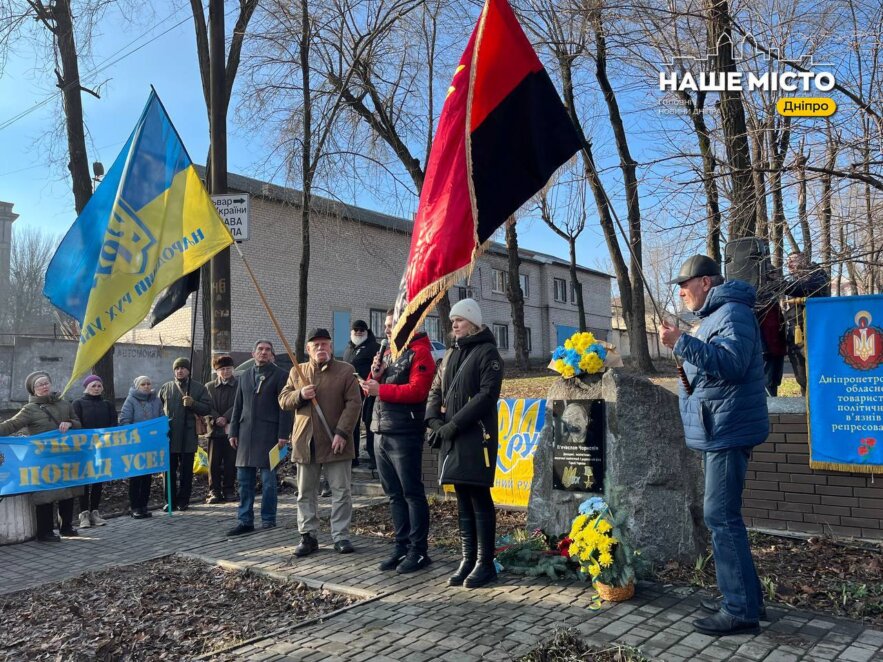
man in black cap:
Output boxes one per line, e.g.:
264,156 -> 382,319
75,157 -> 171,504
661,255 -> 768,636
279,328 -> 362,556
342,319 -> 381,468
158,357 -> 212,511
205,355 -> 238,504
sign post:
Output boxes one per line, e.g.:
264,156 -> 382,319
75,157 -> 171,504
211,193 -> 250,241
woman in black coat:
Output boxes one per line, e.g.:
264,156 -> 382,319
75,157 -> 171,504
72,375 -> 118,528
426,299 -> 503,588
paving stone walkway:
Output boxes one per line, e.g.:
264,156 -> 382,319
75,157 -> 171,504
1,494 -> 881,662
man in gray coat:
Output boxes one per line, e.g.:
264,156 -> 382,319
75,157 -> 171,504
227,340 -> 293,535
158,357 -> 212,511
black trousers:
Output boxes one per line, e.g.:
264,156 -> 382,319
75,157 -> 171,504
164,452 -> 195,507
35,498 -> 75,535
787,345 -> 808,395
207,436 -> 236,495
80,482 -> 103,512
129,474 -> 152,511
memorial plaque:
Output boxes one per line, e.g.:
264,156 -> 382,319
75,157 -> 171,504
551,399 -> 605,492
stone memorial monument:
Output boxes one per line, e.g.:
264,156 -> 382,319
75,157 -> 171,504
527,369 -> 707,569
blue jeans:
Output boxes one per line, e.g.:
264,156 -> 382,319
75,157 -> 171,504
704,447 -> 763,622
376,433 -> 430,555
237,466 -> 277,527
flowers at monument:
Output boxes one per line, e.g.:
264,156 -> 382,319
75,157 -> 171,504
566,497 -> 637,589
550,331 -> 607,378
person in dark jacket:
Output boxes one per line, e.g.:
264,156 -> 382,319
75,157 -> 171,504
661,255 -> 768,637
783,251 -> 830,395
342,319 -> 381,468
158,357 -> 212,511
72,375 -> 117,528
426,299 -> 503,589
205,355 -> 238,504
362,310 -> 435,573
119,376 -> 164,518
0,371 -> 82,541
227,340 -> 293,535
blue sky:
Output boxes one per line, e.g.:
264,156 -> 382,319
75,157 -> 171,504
0,0 -> 618,275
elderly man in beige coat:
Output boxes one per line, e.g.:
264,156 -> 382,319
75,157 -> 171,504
279,327 -> 362,556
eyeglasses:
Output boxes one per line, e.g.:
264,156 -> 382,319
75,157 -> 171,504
34,381 -> 51,388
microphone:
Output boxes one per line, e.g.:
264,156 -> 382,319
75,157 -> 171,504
372,339 -> 389,379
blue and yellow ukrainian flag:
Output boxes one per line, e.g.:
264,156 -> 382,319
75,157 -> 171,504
44,91 -> 233,392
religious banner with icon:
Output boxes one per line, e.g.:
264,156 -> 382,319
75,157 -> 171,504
806,295 -> 883,473
550,400 -> 605,492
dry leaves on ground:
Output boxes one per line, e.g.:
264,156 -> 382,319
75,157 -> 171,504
519,628 -> 648,661
655,531 -> 883,623
335,497 -> 527,550
0,556 -> 356,661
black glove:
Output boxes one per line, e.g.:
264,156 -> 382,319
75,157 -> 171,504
427,419 -> 443,432
437,421 -> 458,442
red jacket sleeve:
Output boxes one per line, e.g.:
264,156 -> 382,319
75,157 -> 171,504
378,343 -> 436,404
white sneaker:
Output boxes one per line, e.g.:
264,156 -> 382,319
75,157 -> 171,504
91,510 -> 108,526
78,511 -> 93,528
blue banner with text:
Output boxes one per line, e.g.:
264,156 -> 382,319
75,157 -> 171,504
0,417 -> 171,496
806,295 -> 883,473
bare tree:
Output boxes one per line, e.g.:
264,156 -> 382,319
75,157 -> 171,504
1,0 -> 116,396
4,227 -> 59,335
504,218 -> 530,370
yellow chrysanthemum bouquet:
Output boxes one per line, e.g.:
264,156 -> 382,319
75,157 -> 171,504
566,497 -> 637,589
550,331 -> 607,378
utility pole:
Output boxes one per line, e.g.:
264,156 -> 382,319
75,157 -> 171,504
209,0 -> 231,360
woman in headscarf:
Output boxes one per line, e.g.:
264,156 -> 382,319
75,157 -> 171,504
119,375 -> 163,518
0,371 -> 82,541
426,299 -> 504,588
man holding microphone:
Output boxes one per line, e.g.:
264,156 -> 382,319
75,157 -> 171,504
361,310 -> 436,573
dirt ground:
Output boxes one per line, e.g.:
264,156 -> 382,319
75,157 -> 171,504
0,555 -> 357,661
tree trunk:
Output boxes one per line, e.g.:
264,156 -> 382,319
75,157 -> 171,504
54,0 -> 114,399
796,152 -> 811,260
504,219 -> 529,370
819,129 -> 835,269
679,89 -> 721,263
558,55 -> 636,366
748,116 -> 769,244
568,238 -> 587,332
296,0 -> 312,362
593,18 -> 654,373
706,0 -> 756,238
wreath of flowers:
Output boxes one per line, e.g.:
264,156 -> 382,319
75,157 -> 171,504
566,497 -> 636,588
551,331 -> 607,378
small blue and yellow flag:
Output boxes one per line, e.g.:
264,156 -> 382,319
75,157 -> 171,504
44,91 -> 233,392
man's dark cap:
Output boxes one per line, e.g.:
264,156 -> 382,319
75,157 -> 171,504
351,319 -> 368,332
307,327 -> 332,342
668,255 -> 721,285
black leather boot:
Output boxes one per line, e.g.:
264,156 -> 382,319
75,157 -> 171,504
448,516 -> 477,586
463,510 -> 497,588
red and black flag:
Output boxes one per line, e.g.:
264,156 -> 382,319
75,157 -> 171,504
390,0 -> 581,354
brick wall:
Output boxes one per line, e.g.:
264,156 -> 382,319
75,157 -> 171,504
744,412 -> 883,541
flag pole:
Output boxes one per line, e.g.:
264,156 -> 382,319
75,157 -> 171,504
230,243 -> 335,439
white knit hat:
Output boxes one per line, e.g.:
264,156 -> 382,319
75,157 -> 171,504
449,298 -> 482,327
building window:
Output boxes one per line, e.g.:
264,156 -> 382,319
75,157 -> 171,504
492,268 -> 506,293
519,273 -> 530,299
425,316 -> 441,342
369,309 -> 386,337
456,285 -> 476,300
524,327 -> 532,352
493,323 -> 509,350
553,277 -> 567,302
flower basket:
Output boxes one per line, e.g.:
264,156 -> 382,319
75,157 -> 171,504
594,579 -> 635,602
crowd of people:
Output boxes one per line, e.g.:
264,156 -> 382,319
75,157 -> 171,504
0,299 -> 504,590
1,254 -> 830,619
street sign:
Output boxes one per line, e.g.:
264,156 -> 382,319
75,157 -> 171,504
211,193 -> 250,241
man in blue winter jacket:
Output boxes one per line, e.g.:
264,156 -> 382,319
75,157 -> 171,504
661,254 -> 768,636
